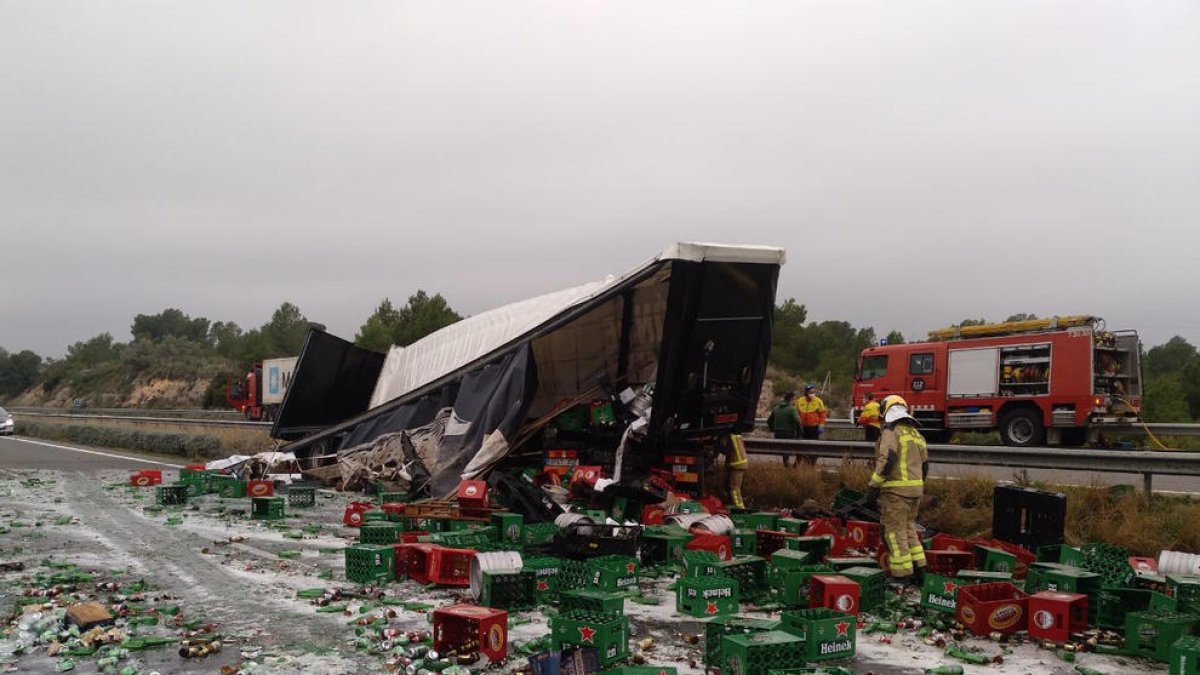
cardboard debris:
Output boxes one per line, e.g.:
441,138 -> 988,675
66,602 -> 114,630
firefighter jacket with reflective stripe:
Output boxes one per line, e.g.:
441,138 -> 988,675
795,395 -> 828,428
868,422 -> 928,497
727,434 -> 749,468
858,401 -> 881,429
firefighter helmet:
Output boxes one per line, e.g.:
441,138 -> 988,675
880,394 -> 918,425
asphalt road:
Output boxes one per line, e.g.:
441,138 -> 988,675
0,435 -> 185,472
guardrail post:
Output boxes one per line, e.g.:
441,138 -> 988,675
1144,472 -> 1154,503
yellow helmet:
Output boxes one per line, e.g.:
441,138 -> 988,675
880,394 -> 917,425
879,395 -> 908,416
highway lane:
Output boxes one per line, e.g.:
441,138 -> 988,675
0,435 -> 185,472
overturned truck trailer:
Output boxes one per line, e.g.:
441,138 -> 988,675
281,242 -> 785,495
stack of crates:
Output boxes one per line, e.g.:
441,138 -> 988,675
703,616 -> 781,666
718,557 -> 770,603
1124,610 -> 1199,662
251,496 -> 285,521
345,544 -> 394,584
479,570 -> 536,610
155,484 -> 188,506
677,576 -> 740,617
780,608 -> 857,662
552,610 -> 630,666
840,567 -> 885,613
560,589 -> 626,616
720,631 -> 805,675
682,550 -> 721,578
359,522 -> 402,546
523,556 -> 564,603
286,486 -> 316,508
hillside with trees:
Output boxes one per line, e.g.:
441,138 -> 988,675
0,298 -> 1196,424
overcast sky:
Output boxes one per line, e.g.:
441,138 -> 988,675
2,1 -> 1198,358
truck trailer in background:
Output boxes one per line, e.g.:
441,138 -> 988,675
226,356 -> 298,422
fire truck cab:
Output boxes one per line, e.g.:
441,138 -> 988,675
852,316 -> 1141,447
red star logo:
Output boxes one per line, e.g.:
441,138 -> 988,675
537,580 -> 549,591
706,602 -> 719,615
943,581 -> 956,594
626,562 -> 636,574
578,626 -> 596,643
835,621 -> 850,637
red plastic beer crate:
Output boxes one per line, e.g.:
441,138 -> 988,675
544,448 -> 579,478
929,533 -> 974,552
1028,591 -> 1088,643
457,480 -> 489,510
985,539 -> 1036,579
926,550 -> 976,577
247,480 -> 274,498
129,470 -> 162,487
433,604 -> 508,662
804,517 -> 843,538
686,534 -> 732,561
956,582 -> 1029,636
343,501 -> 374,527
843,521 -> 881,553
756,530 -> 798,560
571,466 -> 604,490
809,574 -> 860,616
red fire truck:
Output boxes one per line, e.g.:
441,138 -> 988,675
851,316 -> 1142,447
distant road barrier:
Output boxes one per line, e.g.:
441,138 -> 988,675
13,410 -> 269,429
757,417 -> 1200,437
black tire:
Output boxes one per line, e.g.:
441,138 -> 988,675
999,408 -> 1045,447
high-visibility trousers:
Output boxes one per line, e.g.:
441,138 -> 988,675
880,491 -> 925,577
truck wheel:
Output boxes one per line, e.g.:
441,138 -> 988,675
999,409 -> 1045,447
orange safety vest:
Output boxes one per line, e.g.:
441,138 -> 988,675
795,395 -> 828,428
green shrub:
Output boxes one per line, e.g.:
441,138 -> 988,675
15,421 -> 226,459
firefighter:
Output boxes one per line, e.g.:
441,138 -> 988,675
858,392 -> 881,443
718,434 -> 749,508
767,391 -> 802,466
864,394 -> 929,583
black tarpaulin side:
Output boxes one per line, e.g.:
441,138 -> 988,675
272,330 -> 387,441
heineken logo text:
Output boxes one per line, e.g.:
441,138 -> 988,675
819,640 -> 853,655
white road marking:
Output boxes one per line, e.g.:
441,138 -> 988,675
9,437 -> 185,468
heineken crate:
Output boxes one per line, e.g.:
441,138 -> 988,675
558,559 -> 593,593
1081,542 -> 1136,587
251,496 -> 285,521
841,567 -> 886,613
785,536 -> 834,561
286,486 -> 316,508
1125,610 -> 1199,662
1037,544 -> 1085,566
921,574 -> 963,614
1170,634 -> 1200,675
1170,576 -> 1200,614
777,518 -> 808,535
438,527 -> 497,548
973,545 -> 1018,575
155,484 -> 188,506
174,477 -> 203,497
703,615 -> 781,666
362,509 -> 388,524
490,513 -> 524,544
958,569 -> 1015,583
587,556 -> 640,593
214,478 -> 246,499
522,522 -> 560,546
826,556 -> 877,572
1028,566 -> 1101,595
1096,587 -> 1177,630
677,576 -> 740,617
717,557 -> 769,601
780,608 -> 857,662
524,556 -> 564,602
377,490 -> 408,504
721,630 -> 805,675
561,589 -> 626,616
359,523 -> 402,546
731,529 -> 757,556
552,610 -> 630,666
668,501 -> 706,515
641,529 -> 692,565
179,466 -> 204,479
771,565 -> 833,607
769,550 -> 813,584
480,570 -> 536,610
345,544 -> 395,584
601,668 -> 678,675
732,512 -> 779,531
682,550 -> 721,578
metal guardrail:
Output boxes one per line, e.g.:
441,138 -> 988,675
757,417 -> 1200,437
14,410 -> 270,429
742,437 -> 1200,497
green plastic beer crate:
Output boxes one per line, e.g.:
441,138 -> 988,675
214,478 -> 246,499
1169,576 -> 1200,614
377,490 -> 408,504
480,570 -> 536,610
703,615 -> 781,666
344,544 -> 394,584
286,486 -> 315,508
601,668 -> 677,675
251,496 -> 285,521
362,509 -> 388,524
521,522 -> 560,546
771,564 -> 833,607
359,523 -> 402,546
155,484 -> 188,506
677,576 -> 740,617
641,528 -> 692,565
769,550 -> 813,584
777,518 -> 808,535
840,567 -> 885,612
825,556 -> 877,572
732,512 -> 779,531
524,555 -> 564,602
1037,544 -> 1085,566
785,536 -> 834,561
1169,634 -> 1200,675
682,550 -> 721,578
721,630 -> 804,675
560,589 -> 626,616
973,545 -> 1017,575
552,610 -> 630,666
490,513 -> 525,544
586,555 -> 640,593
557,559 -> 593,593
717,556 -> 770,601
731,529 -> 758,556
920,574 -> 962,614
958,569 -> 1014,583
1125,610 -> 1198,662
1029,566 -> 1102,595
1096,587 -> 1177,630
670,501 -> 706,515
780,607 -> 857,662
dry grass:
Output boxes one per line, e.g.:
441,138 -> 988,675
712,459 -> 1200,556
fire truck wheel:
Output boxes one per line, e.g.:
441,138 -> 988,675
999,408 -> 1045,447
